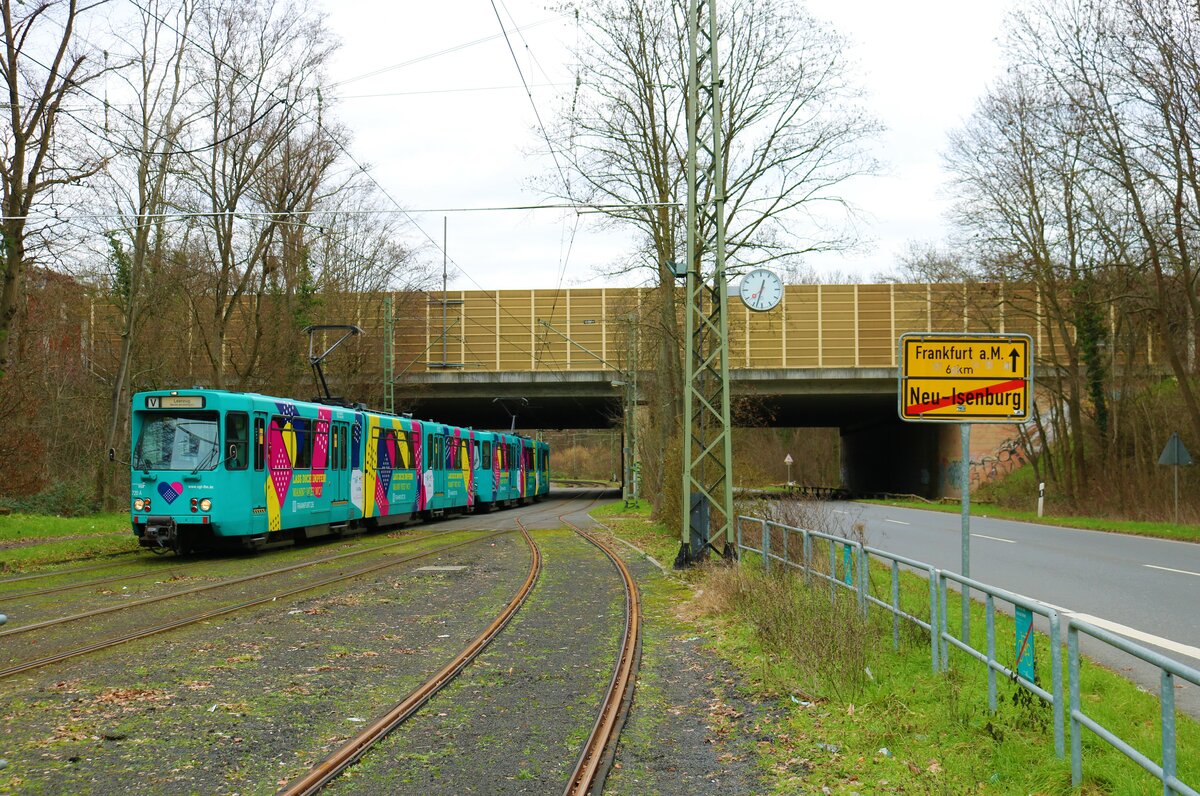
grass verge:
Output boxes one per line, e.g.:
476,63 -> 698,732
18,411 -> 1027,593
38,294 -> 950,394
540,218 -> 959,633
862,498 -> 1200,543
592,500 -> 1200,794
0,512 -> 138,573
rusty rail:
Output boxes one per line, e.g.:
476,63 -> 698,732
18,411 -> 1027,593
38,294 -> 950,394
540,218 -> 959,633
560,512 -> 641,796
0,530 -> 511,680
278,521 -> 542,796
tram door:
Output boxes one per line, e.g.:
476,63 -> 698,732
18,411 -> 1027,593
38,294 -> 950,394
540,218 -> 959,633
330,422 -> 350,523
251,412 -> 269,534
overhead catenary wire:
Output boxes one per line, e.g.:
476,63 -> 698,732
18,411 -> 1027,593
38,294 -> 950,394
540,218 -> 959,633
334,82 -> 568,100
121,1 -> 595,378
488,0 -> 578,359
327,14 -> 564,89
0,201 -> 679,223
12,4 -> 611,390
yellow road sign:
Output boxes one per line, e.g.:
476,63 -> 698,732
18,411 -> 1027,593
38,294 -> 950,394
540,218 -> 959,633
898,333 -> 1033,422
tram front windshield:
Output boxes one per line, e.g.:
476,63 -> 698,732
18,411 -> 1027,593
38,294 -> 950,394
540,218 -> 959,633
135,411 -> 220,471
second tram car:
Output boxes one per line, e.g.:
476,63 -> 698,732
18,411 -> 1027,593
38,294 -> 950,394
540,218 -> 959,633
127,389 -> 549,552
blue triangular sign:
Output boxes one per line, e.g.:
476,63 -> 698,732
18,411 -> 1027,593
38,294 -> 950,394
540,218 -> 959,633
1158,432 -> 1193,466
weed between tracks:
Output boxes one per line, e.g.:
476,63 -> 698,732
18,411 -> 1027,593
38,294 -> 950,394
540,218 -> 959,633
327,529 -> 624,794
593,499 -> 1200,795
0,530 -> 529,794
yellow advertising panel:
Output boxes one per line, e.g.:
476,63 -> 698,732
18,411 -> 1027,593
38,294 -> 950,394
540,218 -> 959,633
898,333 -> 1033,422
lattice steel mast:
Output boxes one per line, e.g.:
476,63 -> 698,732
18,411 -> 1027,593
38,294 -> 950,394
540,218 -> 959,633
675,0 -> 735,567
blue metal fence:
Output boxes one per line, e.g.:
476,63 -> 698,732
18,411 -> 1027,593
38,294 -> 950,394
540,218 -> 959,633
1068,618 -> 1200,795
864,544 -> 939,673
938,569 -> 1065,756
735,514 -> 1198,795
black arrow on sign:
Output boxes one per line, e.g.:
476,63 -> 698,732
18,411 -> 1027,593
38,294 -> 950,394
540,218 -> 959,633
1009,347 -> 1020,373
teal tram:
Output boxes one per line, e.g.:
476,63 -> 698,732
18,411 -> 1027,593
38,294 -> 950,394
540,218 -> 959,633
127,389 -> 550,552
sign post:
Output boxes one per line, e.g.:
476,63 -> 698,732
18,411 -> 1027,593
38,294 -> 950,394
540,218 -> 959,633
784,453 -> 793,489
1158,432 -> 1193,525
898,332 -> 1033,642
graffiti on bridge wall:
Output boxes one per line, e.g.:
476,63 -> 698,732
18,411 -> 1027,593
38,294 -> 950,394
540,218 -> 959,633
943,437 -> 1028,491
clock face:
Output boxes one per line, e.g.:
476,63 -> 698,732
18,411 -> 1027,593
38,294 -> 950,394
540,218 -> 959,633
739,268 -> 783,312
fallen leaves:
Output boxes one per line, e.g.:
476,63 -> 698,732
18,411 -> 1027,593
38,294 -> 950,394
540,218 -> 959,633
93,688 -> 172,706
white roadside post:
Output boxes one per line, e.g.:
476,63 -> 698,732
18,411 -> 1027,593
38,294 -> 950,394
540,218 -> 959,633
1038,482 -> 1045,518
784,453 -> 793,490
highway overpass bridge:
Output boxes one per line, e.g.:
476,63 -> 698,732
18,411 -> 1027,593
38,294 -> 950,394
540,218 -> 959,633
368,283 -> 1145,498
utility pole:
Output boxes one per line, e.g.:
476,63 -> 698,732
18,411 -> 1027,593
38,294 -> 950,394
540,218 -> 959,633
623,317 -> 641,507
383,294 -> 395,413
676,0 -> 735,568
427,217 -> 464,370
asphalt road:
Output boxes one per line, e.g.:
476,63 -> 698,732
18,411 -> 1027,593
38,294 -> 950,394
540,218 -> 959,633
828,501 -> 1200,717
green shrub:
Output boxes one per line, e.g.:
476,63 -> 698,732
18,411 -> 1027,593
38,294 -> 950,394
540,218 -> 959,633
0,478 -> 100,516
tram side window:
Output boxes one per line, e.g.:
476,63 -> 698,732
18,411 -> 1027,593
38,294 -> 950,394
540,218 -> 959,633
271,416 -> 312,470
374,428 -> 414,469
226,412 -> 249,470
399,431 -> 415,468
253,418 -> 264,471
482,441 -> 492,469
293,419 -> 312,469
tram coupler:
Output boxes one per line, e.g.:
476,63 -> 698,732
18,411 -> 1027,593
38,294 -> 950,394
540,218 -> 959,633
142,516 -> 180,552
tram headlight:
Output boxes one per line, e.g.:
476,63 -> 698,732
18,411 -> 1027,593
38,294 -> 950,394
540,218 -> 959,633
134,498 -> 145,511
199,498 -> 212,512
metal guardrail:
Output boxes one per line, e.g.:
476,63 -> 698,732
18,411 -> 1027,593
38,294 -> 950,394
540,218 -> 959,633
738,516 -> 938,671
739,518 -> 866,612
938,569 -> 1064,757
864,545 -> 940,673
735,514 -> 1196,794
1068,618 -> 1200,795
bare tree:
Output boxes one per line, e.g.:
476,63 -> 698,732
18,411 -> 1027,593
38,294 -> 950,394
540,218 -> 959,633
1008,0 -> 1200,442
0,0 -> 106,376
96,0 -> 197,505
179,0 -> 334,389
944,72 -> 1102,495
544,0 -> 878,512
936,0 -> 1200,513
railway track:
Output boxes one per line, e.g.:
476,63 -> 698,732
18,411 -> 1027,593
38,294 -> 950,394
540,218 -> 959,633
278,518 -> 544,796
276,489 -> 639,796
0,561 -> 199,602
0,528 -> 514,680
0,493 -> 590,635
0,554 -> 143,587
561,510 -> 641,796
0,492 -> 595,603
0,529 -> 463,640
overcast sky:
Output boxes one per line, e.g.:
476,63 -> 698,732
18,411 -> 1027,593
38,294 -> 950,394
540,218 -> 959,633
320,1 -> 1017,291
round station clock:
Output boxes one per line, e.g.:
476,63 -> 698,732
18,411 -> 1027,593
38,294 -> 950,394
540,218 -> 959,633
738,268 -> 783,312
